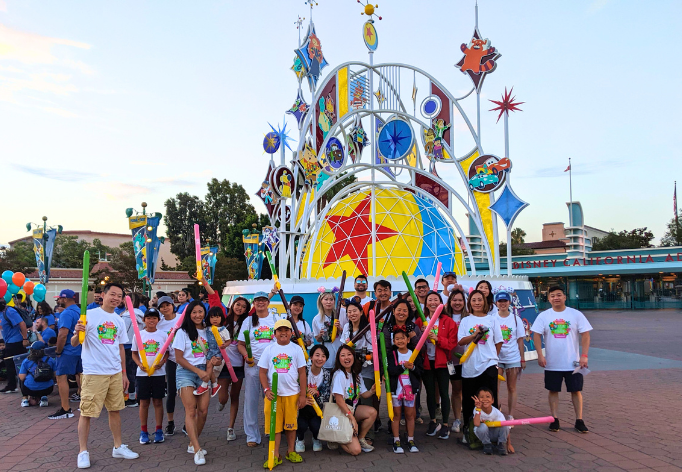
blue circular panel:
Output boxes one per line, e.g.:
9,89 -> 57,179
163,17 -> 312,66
326,137 -> 345,169
378,119 -> 414,161
424,100 -> 437,114
420,95 -> 442,119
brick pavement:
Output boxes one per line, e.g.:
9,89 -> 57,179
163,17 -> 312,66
1,310 -> 681,472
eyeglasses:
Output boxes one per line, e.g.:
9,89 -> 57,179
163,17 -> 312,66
415,285 -> 429,290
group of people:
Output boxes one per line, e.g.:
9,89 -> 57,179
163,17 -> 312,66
0,273 -> 593,469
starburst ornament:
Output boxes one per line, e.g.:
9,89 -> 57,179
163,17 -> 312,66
358,0 -> 382,20
489,87 -> 524,123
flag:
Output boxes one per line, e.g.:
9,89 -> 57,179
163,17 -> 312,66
564,165 -> 571,172
674,181 -> 678,218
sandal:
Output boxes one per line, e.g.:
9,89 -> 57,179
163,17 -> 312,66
263,457 -> 282,469
285,451 -> 303,463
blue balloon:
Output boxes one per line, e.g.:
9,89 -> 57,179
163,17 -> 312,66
8,283 -> 20,295
3,292 -> 11,303
33,284 -> 47,301
34,293 -> 45,303
1,270 -> 13,284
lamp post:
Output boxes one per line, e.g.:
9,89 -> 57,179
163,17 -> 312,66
25,217 -> 63,285
125,202 -> 163,298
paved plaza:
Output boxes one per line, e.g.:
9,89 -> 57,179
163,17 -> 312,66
1,310 -> 681,472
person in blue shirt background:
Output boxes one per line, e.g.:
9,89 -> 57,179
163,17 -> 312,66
49,289 -> 83,420
36,301 -> 56,329
19,341 -> 57,408
35,316 -> 57,345
176,288 -> 193,314
86,290 -> 103,310
0,299 -> 29,393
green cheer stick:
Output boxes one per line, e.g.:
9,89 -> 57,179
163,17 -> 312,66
267,372 -> 279,470
402,271 -> 435,345
265,250 -> 281,290
244,330 -> 254,366
378,325 -> 394,421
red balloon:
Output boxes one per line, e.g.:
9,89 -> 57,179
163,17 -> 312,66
23,281 -> 35,295
0,279 -> 6,298
12,272 -> 25,288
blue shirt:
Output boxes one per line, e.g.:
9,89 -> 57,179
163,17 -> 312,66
40,327 -> 57,344
58,304 -> 82,356
20,356 -> 56,391
43,314 -> 56,327
86,302 -> 100,310
1,307 -> 25,343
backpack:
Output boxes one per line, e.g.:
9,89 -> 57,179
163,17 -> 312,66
32,357 -> 54,383
2,306 -> 33,329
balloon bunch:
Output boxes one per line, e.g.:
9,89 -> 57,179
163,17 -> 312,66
0,270 -> 46,303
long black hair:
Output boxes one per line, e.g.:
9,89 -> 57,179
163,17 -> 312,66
28,347 -> 45,362
37,301 -> 53,316
475,280 -> 494,310
179,299 -> 207,342
332,344 -> 362,383
445,288 -> 469,319
227,296 -> 251,339
423,291 -> 444,318
345,300 -> 368,340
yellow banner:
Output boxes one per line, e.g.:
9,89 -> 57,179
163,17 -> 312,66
128,215 -> 147,230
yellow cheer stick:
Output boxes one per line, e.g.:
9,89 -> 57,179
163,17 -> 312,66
498,374 -> 506,382
309,394 -> 323,418
77,251 -> 89,345
459,342 -> 476,364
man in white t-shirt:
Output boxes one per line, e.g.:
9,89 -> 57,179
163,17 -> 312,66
72,283 -> 139,469
531,286 -> 592,434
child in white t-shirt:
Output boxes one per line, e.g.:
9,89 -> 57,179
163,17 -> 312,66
193,307 -> 230,397
472,387 -> 509,456
258,319 -> 307,467
131,308 -> 169,445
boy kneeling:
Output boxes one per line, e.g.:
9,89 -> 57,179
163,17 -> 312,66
473,387 -> 509,456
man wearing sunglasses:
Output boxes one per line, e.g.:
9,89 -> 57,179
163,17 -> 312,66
353,275 -> 374,305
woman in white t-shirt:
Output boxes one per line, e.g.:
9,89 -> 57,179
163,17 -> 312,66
312,290 -> 342,370
330,345 -> 377,456
457,290 -> 503,443
172,300 -> 210,466
494,291 -> 526,422
444,288 -> 468,433
289,296 -> 313,348
475,280 -> 498,316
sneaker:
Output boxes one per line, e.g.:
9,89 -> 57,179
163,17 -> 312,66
437,427 -> 449,440
112,444 -> 139,459
312,439 -> 322,452
77,451 -> 90,469
497,441 -> 508,455
217,402 -> 226,412
435,405 -> 442,421
549,417 -> 560,432
40,396 -> 49,407
0,386 -> 18,394
426,421 -> 441,436
165,422 -> 175,436
408,440 -> 419,453
154,430 -> 165,443
139,431 -> 151,445
227,428 -> 236,441
21,399 -> 30,407
295,439 -> 305,453
327,442 -> 338,450
182,425 -> 188,436
48,407 -> 74,420
210,383 -> 221,397
415,417 -> 424,424
483,443 -> 493,455
70,393 -> 81,402
358,437 -> 374,453
451,419 -> 462,433
187,445 -> 207,455
392,440 -> 404,454
125,399 -> 138,408
575,419 -> 589,433
194,451 -> 206,466
461,425 -> 469,445
193,385 -> 209,396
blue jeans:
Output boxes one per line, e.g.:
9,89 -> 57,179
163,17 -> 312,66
474,424 -> 510,444
175,364 -> 206,390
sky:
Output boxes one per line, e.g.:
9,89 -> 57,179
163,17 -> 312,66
1,0 -> 681,247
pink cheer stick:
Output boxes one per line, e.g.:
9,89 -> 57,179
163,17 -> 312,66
432,262 -> 442,291
194,224 -> 203,281
148,307 -> 186,376
485,416 -> 555,428
408,304 -> 443,363
369,310 -> 381,399
126,295 -> 149,373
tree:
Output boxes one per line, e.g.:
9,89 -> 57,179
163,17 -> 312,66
661,213 -> 682,246
91,242 -> 144,291
511,228 -> 526,246
0,241 -> 36,274
592,228 -> 654,251
204,178 -> 258,248
163,193 -> 207,260
319,172 -> 357,211
51,235 -> 100,270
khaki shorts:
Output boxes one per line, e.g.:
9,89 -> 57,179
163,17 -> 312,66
80,372 -> 125,418
264,394 -> 299,434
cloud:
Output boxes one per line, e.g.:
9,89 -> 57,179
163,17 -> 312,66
16,166 -> 98,182
0,1 -> 6,13
0,24 -> 91,66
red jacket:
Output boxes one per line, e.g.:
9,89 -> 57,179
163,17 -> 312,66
207,292 -> 227,317
416,314 -> 457,370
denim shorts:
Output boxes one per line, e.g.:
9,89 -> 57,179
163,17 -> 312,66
392,396 -> 416,408
498,362 -> 522,369
176,364 -> 206,390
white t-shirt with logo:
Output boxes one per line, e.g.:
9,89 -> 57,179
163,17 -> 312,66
132,329 -> 169,377
457,315 -> 503,379
227,321 -> 245,367
495,313 -> 525,364
237,314 -> 278,362
394,349 -> 413,398
475,405 -> 506,423
331,370 -> 367,408
82,307 -> 129,376
294,319 -> 314,346
531,307 -> 593,371
257,341 -> 306,397
157,316 -> 179,362
172,328 -> 208,367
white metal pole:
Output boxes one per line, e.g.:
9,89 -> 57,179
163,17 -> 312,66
369,50 -> 376,278
504,111 -> 512,276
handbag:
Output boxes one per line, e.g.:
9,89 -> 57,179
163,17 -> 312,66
393,351 -> 415,401
317,375 -> 355,444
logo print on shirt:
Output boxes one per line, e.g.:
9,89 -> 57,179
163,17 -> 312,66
253,326 -> 274,343
549,319 -> 570,338
500,325 -> 512,343
469,324 -> 489,344
271,353 -> 293,373
191,337 -> 207,358
97,322 -> 118,344
143,339 -> 160,356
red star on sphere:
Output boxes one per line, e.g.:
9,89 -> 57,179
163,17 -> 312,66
366,25 -> 373,40
323,195 -> 398,275
489,87 -> 524,123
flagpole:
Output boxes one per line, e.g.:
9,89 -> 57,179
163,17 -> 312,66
568,157 -> 573,228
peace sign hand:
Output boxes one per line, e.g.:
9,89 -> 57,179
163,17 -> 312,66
472,395 -> 482,409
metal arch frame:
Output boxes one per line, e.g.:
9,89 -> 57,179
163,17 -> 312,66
286,60 -> 498,278
299,177 -> 478,279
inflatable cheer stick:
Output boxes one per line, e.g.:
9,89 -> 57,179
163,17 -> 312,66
459,326 -> 488,365
485,416 -> 555,428
278,289 -> 309,362
78,251 -> 90,345
433,262 -> 442,291
330,270 -> 346,343
211,325 -> 238,382
347,304 -> 391,347
498,374 -> 506,382
369,310 -> 381,400
244,330 -> 254,366
401,271 -> 435,345
267,372 -> 278,470
408,304 -> 443,364
265,250 -> 280,290
194,224 -> 203,281
126,295 -> 148,373
308,394 -> 323,418
378,322 -> 394,421
149,308 -> 186,376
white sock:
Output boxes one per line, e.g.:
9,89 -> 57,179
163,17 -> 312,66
408,436 -> 414,441
200,381 -> 209,389
394,437 -> 400,443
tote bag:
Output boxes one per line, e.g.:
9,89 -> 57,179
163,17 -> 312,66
317,374 -> 355,444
